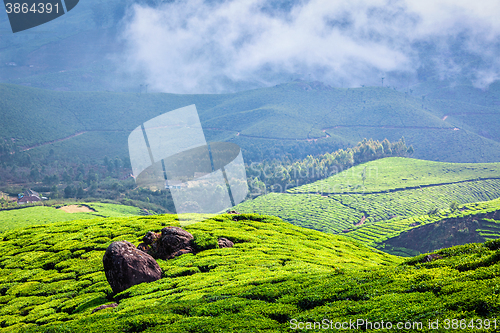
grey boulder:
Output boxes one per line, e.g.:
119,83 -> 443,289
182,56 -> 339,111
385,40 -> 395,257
103,241 -> 162,294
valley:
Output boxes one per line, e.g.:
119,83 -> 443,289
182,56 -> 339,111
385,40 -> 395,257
2,0 -> 500,331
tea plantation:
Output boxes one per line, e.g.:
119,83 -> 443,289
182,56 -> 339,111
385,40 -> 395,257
2,83 -> 500,163
0,203 -> 144,232
1,214 -> 500,332
287,157 -> 500,194
235,158 -> 500,234
347,197 -> 500,256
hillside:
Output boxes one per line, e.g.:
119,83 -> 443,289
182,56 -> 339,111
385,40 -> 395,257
0,203 -> 145,232
2,83 -> 500,163
0,213 -> 398,332
1,214 -> 500,332
348,197 -> 500,256
288,157 -> 500,194
235,157 -> 500,243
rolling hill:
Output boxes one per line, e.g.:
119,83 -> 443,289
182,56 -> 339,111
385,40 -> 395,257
348,197 -> 500,257
1,213 -> 500,332
234,157 -> 500,254
2,82 -> 500,164
0,202 -> 145,232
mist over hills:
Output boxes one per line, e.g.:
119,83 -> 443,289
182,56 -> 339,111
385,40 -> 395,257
3,2 -> 500,330
1,0 -> 500,165
1,81 -> 500,164
2,0 -> 500,95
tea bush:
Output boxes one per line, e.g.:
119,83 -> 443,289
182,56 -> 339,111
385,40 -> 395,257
0,214 -> 499,332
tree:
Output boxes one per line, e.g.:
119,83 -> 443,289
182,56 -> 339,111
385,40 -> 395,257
114,158 -> 122,170
64,185 -> 75,198
43,175 -> 59,185
50,185 -> 59,199
86,171 -> 98,185
76,185 -> 85,199
30,167 -> 40,182
62,171 -> 72,183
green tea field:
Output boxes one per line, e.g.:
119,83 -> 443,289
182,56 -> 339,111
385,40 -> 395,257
0,214 -> 500,332
2,83 -> 500,163
347,197 -> 500,256
288,157 -> 500,194
0,203 -> 144,232
235,157 -> 500,255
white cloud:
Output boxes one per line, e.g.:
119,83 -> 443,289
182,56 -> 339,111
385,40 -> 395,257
118,0 -> 500,93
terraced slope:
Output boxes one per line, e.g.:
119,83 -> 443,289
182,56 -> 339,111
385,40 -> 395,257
235,158 -> 500,234
0,214 -> 398,332
346,198 -> 500,256
288,157 -> 500,194
2,214 -> 500,331
2,83 -> 500,163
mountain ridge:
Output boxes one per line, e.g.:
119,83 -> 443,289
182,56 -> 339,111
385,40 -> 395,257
2,82 -> 500,163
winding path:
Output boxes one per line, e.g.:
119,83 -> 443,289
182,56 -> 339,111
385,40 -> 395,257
17,119 -> 469,152
22,131 -> 87,151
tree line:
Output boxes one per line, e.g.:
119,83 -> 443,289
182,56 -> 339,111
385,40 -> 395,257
0,136 -> 412,212
246,138 -> 413,195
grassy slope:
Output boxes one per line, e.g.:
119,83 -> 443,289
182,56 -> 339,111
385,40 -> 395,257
235,158 -> 500,233
2,83 -> 500,162
1,214 -> 500,332
0,203 -> 143,232
289,157 -> 500,194
0,214 -> 398,332
347,197 -> 500,255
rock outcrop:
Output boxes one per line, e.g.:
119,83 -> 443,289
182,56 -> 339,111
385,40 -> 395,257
218,237 -> 234,248
422,254 -> 442,263
103,241 -> 162,294
92,303 -> 118,314
138,226 -> 194,260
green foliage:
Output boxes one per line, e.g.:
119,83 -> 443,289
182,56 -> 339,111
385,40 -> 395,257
288,157 -> 500,194
2,82 -> 500,211
237,181 -> 500,235
246,138 -> 412,195
485,238 -> 500,251
236,157 -> 500,235
348,197 -> 500,255
0,203 -> 144,232
427,207 -> 439,215
0,213 -> 401,332
2,83 -> 500,169
191,232 -> 219,252
0,212 -> 499,332
450,201 -> 460,212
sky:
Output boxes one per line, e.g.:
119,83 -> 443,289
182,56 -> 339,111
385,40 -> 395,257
117,0 -> 500,94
